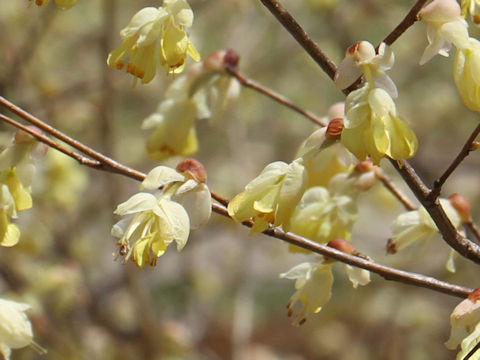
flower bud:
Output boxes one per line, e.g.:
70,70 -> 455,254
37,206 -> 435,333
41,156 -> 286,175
327,238 -> 357,254
354,159 -> 374,173
204,50 -> 227,72
176,158 -> 207,183
449,193 -> 472,222
468,288 -> 480,302
224,49 -> 240,71
325,118 -> 344,140
470,141 -> 480,151
346,41 -> 376,63
13,126 -> 43,144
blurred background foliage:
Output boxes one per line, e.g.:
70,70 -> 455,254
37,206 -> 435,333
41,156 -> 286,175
0,0 -> 479,359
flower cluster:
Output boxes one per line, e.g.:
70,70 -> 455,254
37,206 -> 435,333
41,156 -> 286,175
107,0 -> 200,84
29,0 -> 78,8
387,197 -> 462,254
446,289 -> 480,359
335,41 -> 418,164
112,159 -> 211,267
227,158 -> 308,233
143,50 -> 240,160
0,128 -> 46,247
419,0 -> 480,112
0,298 -> 45,360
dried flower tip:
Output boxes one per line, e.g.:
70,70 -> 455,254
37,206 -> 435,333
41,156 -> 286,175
176,158 -> 207,183
449,193 -> 472,222
204,51 -> 227,72
354,159 -> 374,173
386,238 -> 397,254
470,141 -> 480,151
468,288 -> 480,302
13,126 -> 43,144
327,238 -> 357,254
224,49 -> 240,71
326,118 -> 344,140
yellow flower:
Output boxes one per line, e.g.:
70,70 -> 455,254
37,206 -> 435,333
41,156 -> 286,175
388,198 -> 462,254
462,0 -> 480,23
445,290 -> 480,359
228,159 -> 308,233
280,262 -> 334,325
455,38 -> 480,112
0,298 -> 45,360
287,186 -> 357,247
341,86 -> 418,164
112,164 -> 211,267
107,0 -> 200,84
418,0 -> 469,64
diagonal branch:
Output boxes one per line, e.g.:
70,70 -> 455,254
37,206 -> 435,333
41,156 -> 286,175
258,0 -> 337,80
0,98 -> 473,299
226,67 -> 327,127
427,123 -> 480,201
212,203 -> 473,298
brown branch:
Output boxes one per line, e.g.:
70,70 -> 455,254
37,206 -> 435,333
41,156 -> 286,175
212,203 -> 473,298
382,0 -> 429,46
427,123 -> 480,201
390,159 -> 480,264
0,96 -> 145,182
374,166 -> 416,211
258,0 -> 337,80
226,67 -> 327,127
0,97 -> 473,299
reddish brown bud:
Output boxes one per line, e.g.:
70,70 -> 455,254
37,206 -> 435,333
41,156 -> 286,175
224,49 -> 240,70
468,288 -> 480,302
13,126 -> 43,144
327,238 -> 356,254
176,158 -> 207,183
449,193 -> 472,222
471,141 -> 480,151
354,159 -> 374,173
326,118 -> 344,140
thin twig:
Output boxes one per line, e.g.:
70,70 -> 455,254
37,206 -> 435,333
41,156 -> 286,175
0,98 -> 473,299
0,96 -> 145,182
226,67 -> 327,127
382,0 -> 429,46
0,113 -> 101,169
212,203 -> 473,298
374,166 -> 416,211
428,123 -> 480,201
258,0 -> 337,80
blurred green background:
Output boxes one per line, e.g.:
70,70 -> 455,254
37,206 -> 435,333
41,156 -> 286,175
0,0 -> 479,359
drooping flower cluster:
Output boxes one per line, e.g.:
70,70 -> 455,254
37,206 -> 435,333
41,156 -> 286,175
112,159 -> 211,267
419,0 -> 480,112
445,289 -> 480,359
387,197 -> 462,254
107,0 -> 200,84
335,41 -> 418,164
280,239 -> 371,325
0,298 -> 45,360
280,262 -> 334,325
143,50 -> 241,160
0,128 -> 46,247
29,0 -> 78,8
227,158 -> 309,233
